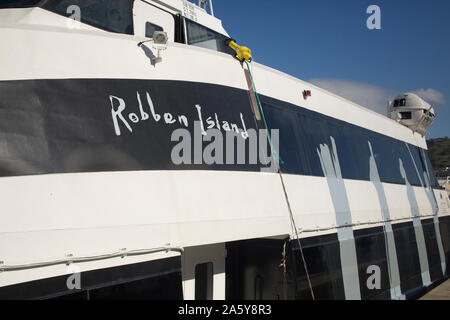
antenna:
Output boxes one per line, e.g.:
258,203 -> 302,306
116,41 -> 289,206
197,0 -> 214,16
434,106 -> 443,118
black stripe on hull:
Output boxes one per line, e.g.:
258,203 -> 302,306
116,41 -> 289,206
0,78 -> 441,189
0,79 -> 265,176
0,257 -> 183,300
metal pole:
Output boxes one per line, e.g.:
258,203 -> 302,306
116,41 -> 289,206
209,0 -> 214,16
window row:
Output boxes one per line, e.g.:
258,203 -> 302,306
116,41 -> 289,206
261,99 -> 439,188
4,1 -> 240,56
37,0 -> 233,55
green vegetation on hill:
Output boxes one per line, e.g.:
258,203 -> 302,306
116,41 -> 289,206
427,137 -> 450,177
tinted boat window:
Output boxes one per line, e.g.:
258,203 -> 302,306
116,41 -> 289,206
258,98 -> 437,189
145,22 -> 163,38
366,133 -> 398,184
42,0 -> 134,35
185,18 -> 234,55
0,0 -> 41,8
195,262 -> 214,300
398,142 -> 421,186
297,113 -> 328,177
350,127 -> 371,180
386,139 -> 405,184
400,112 -> 412,120
408,145 -> 426,186
262,103 -> 310,175
329,122 -> 369,180
421,149 -> 439,188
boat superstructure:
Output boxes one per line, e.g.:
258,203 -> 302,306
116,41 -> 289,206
0,0 -> 449,300
388,93 -> 437,136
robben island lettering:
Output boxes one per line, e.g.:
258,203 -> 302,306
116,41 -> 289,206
108,92 -> 249,139
108,92 -> 279,171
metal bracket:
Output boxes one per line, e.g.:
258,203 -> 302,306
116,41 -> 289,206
120,248 -> 127,259
66,254 -> 74,266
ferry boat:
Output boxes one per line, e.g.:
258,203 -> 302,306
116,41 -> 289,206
0,0 -> 448,300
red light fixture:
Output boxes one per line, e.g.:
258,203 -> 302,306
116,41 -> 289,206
303,90 -> 311,99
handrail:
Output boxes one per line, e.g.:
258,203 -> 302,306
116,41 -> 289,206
0,245 -> 183,272
297,213 -> 439,234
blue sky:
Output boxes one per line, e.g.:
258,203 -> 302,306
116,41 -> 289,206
209,0 -> 450,138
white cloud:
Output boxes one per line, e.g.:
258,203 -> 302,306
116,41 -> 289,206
308,78 -> 446,116
308,78 -> 395,115
411,88 -> 446,105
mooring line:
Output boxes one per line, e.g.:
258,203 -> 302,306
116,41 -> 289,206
244,60 -> 315,300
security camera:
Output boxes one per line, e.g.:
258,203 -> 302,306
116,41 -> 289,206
153,31 -> 168,45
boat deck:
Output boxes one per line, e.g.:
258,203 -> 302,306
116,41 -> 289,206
419,279 -> 450,300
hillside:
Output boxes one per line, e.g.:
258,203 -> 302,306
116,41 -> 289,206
427,137 -> 450,177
